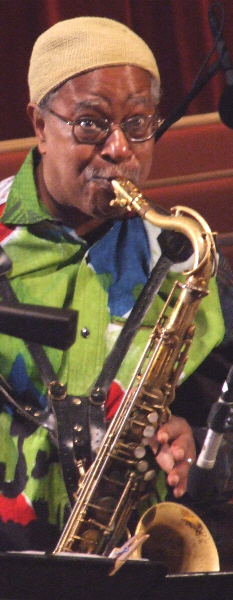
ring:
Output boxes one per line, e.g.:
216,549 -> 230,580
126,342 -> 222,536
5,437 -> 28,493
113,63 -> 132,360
186,457 -> 194,465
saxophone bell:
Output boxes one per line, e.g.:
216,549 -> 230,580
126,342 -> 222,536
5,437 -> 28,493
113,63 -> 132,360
133,502 -> 220,574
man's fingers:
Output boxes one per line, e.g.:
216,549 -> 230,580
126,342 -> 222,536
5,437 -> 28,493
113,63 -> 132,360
157,415 -> 192,444
155,442 -> 175,472
149,415 -> 197,497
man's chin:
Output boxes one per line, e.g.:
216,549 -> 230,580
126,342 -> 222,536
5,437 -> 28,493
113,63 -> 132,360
92,202 -> 128,220
88,187 -> 125,219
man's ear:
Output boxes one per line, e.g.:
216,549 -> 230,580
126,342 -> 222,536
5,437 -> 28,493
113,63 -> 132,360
27,103 -> 47,154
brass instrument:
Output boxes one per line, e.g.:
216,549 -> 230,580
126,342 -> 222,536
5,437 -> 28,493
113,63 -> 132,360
133,502 -> 219,574
53,179 -> 219,572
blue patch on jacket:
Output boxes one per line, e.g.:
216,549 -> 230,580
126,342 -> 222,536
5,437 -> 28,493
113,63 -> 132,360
88,217 -> 150,317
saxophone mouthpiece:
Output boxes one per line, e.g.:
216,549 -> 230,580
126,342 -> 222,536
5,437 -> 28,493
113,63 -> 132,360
110,179 -> 136,209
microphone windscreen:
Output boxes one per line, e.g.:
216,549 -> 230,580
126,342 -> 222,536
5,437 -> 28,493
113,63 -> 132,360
218,85 -> 233,129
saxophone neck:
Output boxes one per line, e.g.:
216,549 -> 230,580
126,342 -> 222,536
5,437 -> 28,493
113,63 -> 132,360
111,178 -> 217,278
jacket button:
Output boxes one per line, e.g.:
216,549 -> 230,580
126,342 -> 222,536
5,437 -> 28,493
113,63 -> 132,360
81,327 -> 90,338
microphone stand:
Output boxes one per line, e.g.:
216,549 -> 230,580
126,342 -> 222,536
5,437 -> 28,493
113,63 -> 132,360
155,60 -> 220,142
155,1 -> 228,142
187,365 -> 233,501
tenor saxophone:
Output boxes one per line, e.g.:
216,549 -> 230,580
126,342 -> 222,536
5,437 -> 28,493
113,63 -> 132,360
53,179 -> 218,569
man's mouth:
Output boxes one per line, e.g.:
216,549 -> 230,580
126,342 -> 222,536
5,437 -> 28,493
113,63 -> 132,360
82,169 -> 141,218
88,176 -> 116,199
85,166 -> 140,186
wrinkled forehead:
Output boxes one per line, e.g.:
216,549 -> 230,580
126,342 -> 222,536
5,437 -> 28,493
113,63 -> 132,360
40,65 -> 160,112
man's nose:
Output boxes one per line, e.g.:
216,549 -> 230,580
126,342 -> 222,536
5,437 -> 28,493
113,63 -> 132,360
99,127 -> 132,163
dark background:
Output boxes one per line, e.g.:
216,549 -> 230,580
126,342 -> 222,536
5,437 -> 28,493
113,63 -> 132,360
1,0 -> 233,140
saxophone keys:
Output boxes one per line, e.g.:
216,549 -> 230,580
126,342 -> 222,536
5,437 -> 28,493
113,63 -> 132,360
147,411 -> 159,425
134,445 -> 146,459
143,425 -> 155,438
137,460 -> 149,473
144,469 -> 156,482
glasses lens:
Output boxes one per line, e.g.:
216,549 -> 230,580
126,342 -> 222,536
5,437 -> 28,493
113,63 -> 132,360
123,115 -> 158,141
73,117 -> 109,143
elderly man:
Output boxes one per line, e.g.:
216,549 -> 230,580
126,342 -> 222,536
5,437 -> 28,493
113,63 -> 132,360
0,17 -> 224,551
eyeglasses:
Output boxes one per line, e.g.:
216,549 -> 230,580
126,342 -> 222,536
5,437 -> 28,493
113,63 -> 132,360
47,108 -> 160,144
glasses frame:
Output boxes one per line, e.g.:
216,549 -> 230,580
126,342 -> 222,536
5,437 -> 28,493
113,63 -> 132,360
47,108 -> 160,145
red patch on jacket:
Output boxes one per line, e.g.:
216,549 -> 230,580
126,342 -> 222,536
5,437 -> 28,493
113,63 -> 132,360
105,380 -> 125,421
0,204 -> 16,241
0,493 -> 37,525
0,223 -> 15,242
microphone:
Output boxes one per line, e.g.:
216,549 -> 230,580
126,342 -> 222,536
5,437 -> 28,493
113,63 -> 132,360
187,365 -> 233,500
209,3 -> 233,129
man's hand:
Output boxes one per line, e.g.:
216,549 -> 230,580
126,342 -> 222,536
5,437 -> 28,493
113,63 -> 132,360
149,416 -> 196,498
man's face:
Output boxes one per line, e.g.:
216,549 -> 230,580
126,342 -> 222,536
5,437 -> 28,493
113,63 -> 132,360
34,65 -> 159,228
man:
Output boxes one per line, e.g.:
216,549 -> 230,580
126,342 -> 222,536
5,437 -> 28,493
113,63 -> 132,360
0,17 -> 224,552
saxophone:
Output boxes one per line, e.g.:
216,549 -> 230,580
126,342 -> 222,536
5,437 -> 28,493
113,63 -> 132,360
53,179 -> 219,572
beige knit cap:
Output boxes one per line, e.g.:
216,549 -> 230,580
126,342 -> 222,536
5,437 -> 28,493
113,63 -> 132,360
28,16 -> 160,104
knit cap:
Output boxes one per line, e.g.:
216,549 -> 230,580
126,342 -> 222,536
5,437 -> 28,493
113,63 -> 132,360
28,16 -> 160,104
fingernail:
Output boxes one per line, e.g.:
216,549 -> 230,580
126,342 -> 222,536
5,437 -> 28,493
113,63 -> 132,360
174,487 -> 185,498
174,450 -> 184,462
169,475 -> 179,486
158,432 -> 169,443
